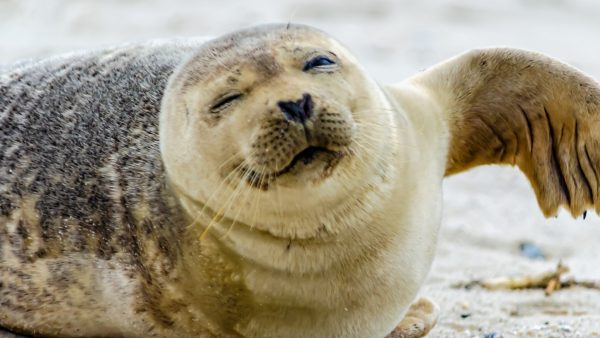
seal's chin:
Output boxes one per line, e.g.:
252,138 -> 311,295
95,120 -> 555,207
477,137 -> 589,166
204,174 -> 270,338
243,146 -> 345,189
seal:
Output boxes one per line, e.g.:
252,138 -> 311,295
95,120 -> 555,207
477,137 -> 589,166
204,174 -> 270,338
0,24 -> 598,338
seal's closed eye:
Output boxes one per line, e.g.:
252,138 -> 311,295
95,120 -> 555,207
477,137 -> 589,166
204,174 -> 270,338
303,56 -> 337,72
210,92 -> 243,113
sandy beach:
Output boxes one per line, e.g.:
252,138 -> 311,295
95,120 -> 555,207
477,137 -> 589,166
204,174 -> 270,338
1,0 -> 600,337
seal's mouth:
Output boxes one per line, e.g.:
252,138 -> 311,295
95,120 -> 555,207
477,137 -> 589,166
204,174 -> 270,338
241,146 -> 345,189
276,146 -> 333,176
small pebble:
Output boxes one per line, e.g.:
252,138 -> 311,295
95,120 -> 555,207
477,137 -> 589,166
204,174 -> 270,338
483,333 -> 498,338
519,241 -> 546,260
460,313 -> 471,319
560,324 -> 572,333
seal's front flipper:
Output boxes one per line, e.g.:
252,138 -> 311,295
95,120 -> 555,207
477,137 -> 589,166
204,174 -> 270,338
407,48 -> 600,218
386,298 -> 439,338
0,327 -> 28,338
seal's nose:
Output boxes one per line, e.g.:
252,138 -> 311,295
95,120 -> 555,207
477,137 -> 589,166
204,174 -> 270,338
277,93 -> 313,124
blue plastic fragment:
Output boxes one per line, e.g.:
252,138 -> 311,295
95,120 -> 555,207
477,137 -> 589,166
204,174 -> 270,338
519,242 -> 545,260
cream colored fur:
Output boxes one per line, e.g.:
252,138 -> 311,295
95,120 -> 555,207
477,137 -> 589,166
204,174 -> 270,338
159,29 -> 600,336
159,26 -> 444,337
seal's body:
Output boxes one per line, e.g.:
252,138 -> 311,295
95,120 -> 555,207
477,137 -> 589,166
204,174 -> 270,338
1,24 -> 599,338
0,32 -> 440,337
0,42 -> 200,336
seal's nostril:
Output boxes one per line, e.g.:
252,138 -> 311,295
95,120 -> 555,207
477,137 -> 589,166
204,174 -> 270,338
277,101 -> 300,122
277,93 -> 313,123
301,94 -> 313,119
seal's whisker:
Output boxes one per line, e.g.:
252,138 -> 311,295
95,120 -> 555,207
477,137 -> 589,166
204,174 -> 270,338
274,158 -> 284,221
333,167 -> 356,194
195,150 -> 246,189
355,133 -> 418,157
352,134 -> 396,153
194,159 -> 249,237
352,123 -> 400,142
286,8 -> 298,31
198,150 -> 261,238
220,162 -> 255,239
216,149 -> 245,174
352,120 -> 417,153
243,163 -> 263,232
348,141 -> 388,169
354,106 -> 398,114
349,140 -> 404,179
248,165 -> 268,230
348,139 -> 385,164
353,117 -> 399,129
353,120 -> 401,136
181,151 -> 245,229
222,166 -> 257,239
358,107 -> 410,128
351,94 -> 400,111
199,170 -> 245,239
221,158 -> 254,233
345,143 -> 372,171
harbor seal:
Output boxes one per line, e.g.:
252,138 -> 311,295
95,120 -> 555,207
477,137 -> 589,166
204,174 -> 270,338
0,23 -> 598,337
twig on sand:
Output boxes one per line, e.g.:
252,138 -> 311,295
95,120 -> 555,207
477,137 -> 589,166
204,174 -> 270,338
453,262 -> 600,295
560,278 -> 600,291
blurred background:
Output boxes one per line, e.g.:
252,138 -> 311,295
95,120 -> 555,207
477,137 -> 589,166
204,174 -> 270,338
2,0 -> 600,336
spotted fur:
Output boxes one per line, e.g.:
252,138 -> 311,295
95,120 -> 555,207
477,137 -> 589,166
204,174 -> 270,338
0,23 -> 500,338
0,41 -> 217,336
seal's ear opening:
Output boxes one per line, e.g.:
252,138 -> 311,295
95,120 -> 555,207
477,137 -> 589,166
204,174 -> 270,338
411,48 -> 600,218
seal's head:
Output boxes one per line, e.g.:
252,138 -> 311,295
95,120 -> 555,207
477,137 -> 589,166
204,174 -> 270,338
161,24 -> 399,238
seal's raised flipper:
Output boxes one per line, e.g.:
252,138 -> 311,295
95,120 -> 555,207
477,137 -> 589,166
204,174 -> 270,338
408,48 -> 600,217
386,298 -> 439,338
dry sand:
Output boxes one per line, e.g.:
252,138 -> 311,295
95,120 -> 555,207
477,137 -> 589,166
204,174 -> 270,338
1,0 -> 599,337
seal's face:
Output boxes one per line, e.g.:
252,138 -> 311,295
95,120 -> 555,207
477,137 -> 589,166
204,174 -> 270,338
205,50 -> 354,190
161,25 -> 397,237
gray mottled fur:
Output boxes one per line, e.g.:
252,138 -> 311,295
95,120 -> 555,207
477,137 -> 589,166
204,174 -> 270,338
0,40 -> 204,337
